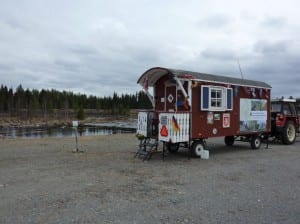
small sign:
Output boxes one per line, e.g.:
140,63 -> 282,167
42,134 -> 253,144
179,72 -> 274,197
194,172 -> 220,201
223,114 -> 230,128
72,121 -> 79,127
207,112 -> 214,124
160,115 -> 167,125
160,125 -> 168,137
214,114 -> 220,120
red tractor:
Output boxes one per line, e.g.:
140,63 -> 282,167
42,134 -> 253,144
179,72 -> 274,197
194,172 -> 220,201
270,98 -> 300,144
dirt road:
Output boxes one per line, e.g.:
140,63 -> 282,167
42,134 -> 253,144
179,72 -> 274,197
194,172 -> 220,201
0,135 -> 299,223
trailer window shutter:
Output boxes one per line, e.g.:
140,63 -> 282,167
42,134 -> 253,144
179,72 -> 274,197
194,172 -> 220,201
226,88 -> 233,110
201,86 -> 209,110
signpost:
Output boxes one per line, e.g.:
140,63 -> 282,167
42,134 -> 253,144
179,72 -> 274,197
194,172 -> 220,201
72,121 -> 81,153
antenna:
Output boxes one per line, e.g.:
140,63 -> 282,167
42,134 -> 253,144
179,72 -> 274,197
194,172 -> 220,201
237,59 -> 244,79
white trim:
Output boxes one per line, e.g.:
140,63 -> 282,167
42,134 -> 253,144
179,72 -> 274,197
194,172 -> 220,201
188,80 -> 192,108
144,90 -> 155,108
201,85 -> 233,111
210,87 -> 224,111
176,78 -> 193,108
192,78 -> 271,89
174,77 -> 190,108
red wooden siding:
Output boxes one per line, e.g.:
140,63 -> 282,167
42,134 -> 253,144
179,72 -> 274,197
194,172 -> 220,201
190,82 -> 271,139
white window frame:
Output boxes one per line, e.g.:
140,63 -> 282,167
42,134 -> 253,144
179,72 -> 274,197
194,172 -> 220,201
210,87 -> 224,111
201,85 -> 233,111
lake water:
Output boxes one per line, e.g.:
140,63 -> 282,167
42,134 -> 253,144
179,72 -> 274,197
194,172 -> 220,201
0,120 -> 137,139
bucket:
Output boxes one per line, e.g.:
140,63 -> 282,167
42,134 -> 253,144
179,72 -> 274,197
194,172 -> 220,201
201,149 -> 209,159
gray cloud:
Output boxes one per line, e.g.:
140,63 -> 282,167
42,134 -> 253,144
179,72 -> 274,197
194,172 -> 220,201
201,48 -> 237,60
241,46 -> 300,98
0,0 -> 299,98
198,14 -> 234,29
0,63 -> 13,71
66,45 -> 99,57
254,40 -> 289,54
260,16 -> 287,29
54,60 -> 81,73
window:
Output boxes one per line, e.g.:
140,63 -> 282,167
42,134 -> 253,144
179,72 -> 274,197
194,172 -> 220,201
289,103 -> 297,116
271,103 -> 281,113
201,85 -> 233,111
210,88 -> 223,109
282,104 -> 291,115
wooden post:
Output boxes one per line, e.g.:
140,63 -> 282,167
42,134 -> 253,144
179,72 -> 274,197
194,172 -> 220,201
72,121 -> 80,153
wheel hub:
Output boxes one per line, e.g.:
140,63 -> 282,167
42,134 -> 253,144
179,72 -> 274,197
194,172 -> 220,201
287,126 -> 295,141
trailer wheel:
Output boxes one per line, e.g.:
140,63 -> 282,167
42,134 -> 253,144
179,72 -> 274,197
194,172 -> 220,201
282,121 -> 296,145
251,135 -> 261,150
167,143 -> 179,153
191,141 -> 205,157
224,136 -> 235,146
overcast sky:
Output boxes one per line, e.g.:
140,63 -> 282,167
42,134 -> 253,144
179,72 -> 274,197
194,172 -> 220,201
0,0 -> 299,98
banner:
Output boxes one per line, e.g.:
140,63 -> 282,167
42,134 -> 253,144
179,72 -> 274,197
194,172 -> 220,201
240,99 -> 267,132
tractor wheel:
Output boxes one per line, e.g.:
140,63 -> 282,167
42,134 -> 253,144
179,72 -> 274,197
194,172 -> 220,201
191,141 -> 205,157
167,143 -> 179,153
224,136 -> 235,146
251,135 -> 261,150
282,121 -> 296,145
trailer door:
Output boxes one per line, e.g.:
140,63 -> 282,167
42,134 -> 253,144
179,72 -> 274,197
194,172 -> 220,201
165,84 -> 177,112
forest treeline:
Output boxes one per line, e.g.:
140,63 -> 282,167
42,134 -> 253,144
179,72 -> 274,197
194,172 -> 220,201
0,84 -> 152,118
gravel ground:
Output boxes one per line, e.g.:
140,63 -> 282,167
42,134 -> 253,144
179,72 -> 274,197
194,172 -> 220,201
0,134 -> 299,224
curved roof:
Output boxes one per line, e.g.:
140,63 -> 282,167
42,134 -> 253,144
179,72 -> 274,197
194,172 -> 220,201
137,67 -> 272,89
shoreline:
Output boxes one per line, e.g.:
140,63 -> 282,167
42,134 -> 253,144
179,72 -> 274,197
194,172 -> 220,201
0,116 -> 137,139
0,115 -> 137,128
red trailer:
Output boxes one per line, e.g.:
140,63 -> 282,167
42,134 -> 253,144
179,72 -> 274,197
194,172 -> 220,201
136,67 -> 271,158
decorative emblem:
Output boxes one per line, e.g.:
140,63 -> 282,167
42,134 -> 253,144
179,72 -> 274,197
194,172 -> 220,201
213,128 -> 218,135
160,125 -> 168,137
168,94 -> 174,103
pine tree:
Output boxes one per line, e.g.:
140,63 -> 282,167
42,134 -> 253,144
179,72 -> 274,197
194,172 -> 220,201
77,106 -> 85,120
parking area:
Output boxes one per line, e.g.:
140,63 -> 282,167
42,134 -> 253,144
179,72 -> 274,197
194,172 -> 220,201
0,134 -> 299,223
